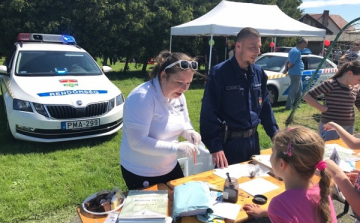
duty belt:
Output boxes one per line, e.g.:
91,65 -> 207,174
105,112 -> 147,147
229,126 -> 258,139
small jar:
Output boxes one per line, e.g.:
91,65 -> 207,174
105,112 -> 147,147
223,177 -> 239,203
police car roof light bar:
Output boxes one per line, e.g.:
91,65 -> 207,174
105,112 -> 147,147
17,33 -> 76,44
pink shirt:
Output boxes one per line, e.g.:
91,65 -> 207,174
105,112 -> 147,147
268,186 -> 337,223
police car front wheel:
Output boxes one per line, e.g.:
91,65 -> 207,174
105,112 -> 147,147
267,85 -> 278,106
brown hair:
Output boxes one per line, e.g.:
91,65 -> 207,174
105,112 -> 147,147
148,50 -> 198,79
235,27 -> 260,43
332,60 -> 360,79
272,126 -> 332,223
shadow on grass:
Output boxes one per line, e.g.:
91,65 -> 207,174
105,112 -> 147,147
0,129 -> 119,155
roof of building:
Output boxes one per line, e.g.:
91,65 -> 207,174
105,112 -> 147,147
307,13 -> 354,31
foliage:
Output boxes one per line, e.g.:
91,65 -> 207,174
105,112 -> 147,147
0,0 -> 303,71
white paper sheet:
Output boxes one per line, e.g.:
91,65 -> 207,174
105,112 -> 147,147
212,202 -> 241,220
238,178 -> 279,196
325,144 -> 359,161
213,163 -> 269,179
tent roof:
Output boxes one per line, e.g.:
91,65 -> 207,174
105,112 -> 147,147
170,1 -> 326,37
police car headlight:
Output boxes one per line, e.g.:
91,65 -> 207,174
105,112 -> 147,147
33,103 -> 49,117
108,98 -> 115,111
13,99 -> 33,112
116,93 -> 124,106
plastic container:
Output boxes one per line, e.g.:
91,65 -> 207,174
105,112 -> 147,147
177,142 -> 214,177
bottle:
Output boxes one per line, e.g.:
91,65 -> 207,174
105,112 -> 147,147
223,172 -> 239,203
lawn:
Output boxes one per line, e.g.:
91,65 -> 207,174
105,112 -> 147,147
0,61 -> 359,222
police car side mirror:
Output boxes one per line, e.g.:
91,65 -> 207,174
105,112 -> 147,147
0,65 -> 8,75
102,65 -> 112,73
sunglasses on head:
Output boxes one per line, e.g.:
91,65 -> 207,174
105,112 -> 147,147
164,60 -> 198,71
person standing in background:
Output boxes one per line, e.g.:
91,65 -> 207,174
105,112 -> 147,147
200,27 -> 278,168
120,51 -> 201,189
303,60 -> 360,141
283,38 -> 308,110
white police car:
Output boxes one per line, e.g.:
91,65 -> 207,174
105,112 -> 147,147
255,52 -> 337,105
0,33 -> 124,142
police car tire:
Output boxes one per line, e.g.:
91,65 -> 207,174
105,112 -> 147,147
267,85 -> 278,105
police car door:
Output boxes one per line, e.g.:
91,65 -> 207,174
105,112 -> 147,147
307,57 -> 335,86
301,56 -> 311,91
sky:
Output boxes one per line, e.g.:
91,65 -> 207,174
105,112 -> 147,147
299,0 -> 360,23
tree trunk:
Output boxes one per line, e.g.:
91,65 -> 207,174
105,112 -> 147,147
142,59 -> 148,74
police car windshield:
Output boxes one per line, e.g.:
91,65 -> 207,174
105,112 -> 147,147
255,55 -> 288,72
15,51 -> 102,76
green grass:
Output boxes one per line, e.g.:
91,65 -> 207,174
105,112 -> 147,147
0,61 -> 359,222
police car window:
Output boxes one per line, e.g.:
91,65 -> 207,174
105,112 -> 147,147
255,56 -> 287,72
16,51 -> 102,76
302,57 -> 309,70
308,57 -> 333,69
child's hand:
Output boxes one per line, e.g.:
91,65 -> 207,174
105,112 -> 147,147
323,122 -> 336,131
243,204 -> 268,218
346,170 -> 360,185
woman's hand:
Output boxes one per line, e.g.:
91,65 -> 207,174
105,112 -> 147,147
243,204 -> 268,218
178,142 -> 199,157
181,129 -> 201,145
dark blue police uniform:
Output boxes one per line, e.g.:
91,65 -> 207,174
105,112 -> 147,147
200,56 -> 278,165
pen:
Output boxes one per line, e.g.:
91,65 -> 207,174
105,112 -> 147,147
347,160 -> 355,169
239,193 -> 250,198
321,131 -> 327,139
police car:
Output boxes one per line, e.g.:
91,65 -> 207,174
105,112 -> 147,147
0,33 -> 124,142
255,52 -> 337,105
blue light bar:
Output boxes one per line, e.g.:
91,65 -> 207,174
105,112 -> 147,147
17,33 -> 76,44
62,35 -> 76,44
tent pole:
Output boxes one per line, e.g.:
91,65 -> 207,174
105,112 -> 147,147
274,37 -> 277,50
225,37 -> 227,60
321,37 -> 325,56
208,34 -> 214,75
169,35 -> 173,52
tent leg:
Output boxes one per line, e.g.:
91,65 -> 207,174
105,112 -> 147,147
274,37 -> 277,50
208,34 -> 213,75
169,35 -> 172,52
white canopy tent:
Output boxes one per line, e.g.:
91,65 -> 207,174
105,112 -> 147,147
169,1 -> 326,70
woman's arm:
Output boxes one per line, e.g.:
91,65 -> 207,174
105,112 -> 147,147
324,122 -> 360,150
325,159 -> 360,214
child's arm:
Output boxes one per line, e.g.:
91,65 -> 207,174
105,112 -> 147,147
325,159 -> 360,214
324,122 -> 360,150
243,204 -> 268,218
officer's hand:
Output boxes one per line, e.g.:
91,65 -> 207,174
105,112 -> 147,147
212,151 -> 228,168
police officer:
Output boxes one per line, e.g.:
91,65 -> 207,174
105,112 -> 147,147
200,27 -> 279,168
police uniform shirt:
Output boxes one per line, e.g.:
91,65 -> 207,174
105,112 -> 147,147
200,56 -> 278,154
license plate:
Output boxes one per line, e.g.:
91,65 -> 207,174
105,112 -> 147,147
61,119 -> 100,130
